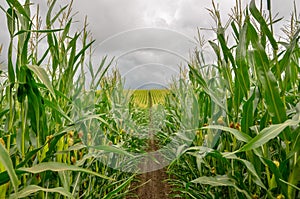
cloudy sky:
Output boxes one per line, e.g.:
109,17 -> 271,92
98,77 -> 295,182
0,0 -> 299,89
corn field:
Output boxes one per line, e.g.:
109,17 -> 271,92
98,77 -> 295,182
131,90 -> 168,108
0,0 -> 299,198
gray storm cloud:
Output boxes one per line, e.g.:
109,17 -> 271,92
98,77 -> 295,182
0,0 -> 298,88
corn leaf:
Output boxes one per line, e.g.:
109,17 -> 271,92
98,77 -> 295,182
241,92 -> 255,135
189,65 -> 227,111
238,120 -> 299,152
14,28 -> 63,36
27,65 -> 56,99
248,21 -> 287,124
9,185 -> 73,199
6,0 -> 30,20
191,175 -> 252,199
224,153 -> 267,190
235,19 -> 250,98
90,145 -> 134,158
202,125 -> 252,143
103,176 -> 134,199
0,144 -> 19,193
17,162 -> 113,180
249,0 -> 278,50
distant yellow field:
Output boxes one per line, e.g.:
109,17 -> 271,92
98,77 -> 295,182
95,89 -> 169,108
131,89 -> 169,108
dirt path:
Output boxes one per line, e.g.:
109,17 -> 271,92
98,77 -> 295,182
127,139 -> 172,199
127,92 -> 175,199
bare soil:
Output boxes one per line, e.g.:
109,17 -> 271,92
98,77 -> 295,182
127,103 -> 181,199
126,139 -> 173,199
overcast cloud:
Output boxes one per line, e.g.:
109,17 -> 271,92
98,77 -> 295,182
0,0 -> 298,88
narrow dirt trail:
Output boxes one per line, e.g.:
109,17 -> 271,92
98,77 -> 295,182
127,139 -> 172,199
127,91 -> 173,199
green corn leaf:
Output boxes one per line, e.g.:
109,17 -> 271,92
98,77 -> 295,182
248,21 -> 287,124
19,24 -> 31,67
75,114 -> 112,130
43,99 -> 72,122
231,21 -> 239,41
249,0 -> 278,50
279,27 -> 300,87
6,0 -> 30,20
191,175 -> 252,198
67,144 -> 86,151
58,171 -> 70,193
217,28 -> 235,66
279,27 -> 300,72
0,109 -> 9,119
37,47 -> 50,66
202,125 -> 252,143
50,5 -> 68,26
0,170 -> 26,187
281,179 -> 300,191
235,19 -> 250,98
6,8 -> 16,36
209,41 -> 222,62
74,40 -> 95,64
103,176 -> 134,199
61,19 -> 72,42
189,65 -> 227,111
253,49 -> 286,124
13,28 -> 63,36
292,128 -> 300,152
241,92 -> 255,135
239,159 -> 267,190
17,162 -> 114,180
8,42 -> 15,83
46,0 -> 56,27
66,34 -> 79,71
261,157 -> 288,197
26,65 -> 56,99
192,175 -> 233,186
0,143 -> 19,193
288,156 -> 300,198
95,57 -> 114,87
234,81 -> 243,114
238,120 -> 299,152
90,145 -> 134,158
16,146 -> 44,169
9,185 -> 73,199
224,153 -> 267,190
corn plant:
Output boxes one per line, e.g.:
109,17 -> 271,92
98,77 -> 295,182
166,0 -> 300,198
0,0 -> 135,198
1,0 -> 299,198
